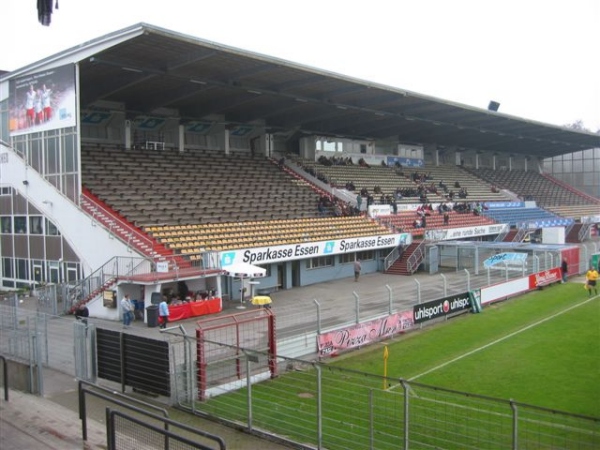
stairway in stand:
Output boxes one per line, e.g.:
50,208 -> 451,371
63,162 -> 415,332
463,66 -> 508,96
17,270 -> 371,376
503,229 -> 518,242
385,241 -> 422,276
80,188 -> 190,269
566,223 -> 583,243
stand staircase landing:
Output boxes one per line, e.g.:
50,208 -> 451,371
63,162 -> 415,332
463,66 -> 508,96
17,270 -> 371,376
385,241 -> 423,276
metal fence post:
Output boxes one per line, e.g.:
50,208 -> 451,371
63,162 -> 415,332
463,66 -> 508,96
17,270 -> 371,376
246,352 -> 252,431
510,399 -> 518,450
385,285 -> 392,315
440,274 -> 447,297
369,389 -> 374,450
504,262 -> 509,281
315,364 -> 323,450
414,279 -> 421,305
353,292 -> 360,324
533,255 -> 540,274
464,268 -> 470,292
313,299 -> 321,335
401,379 -> 410,450
487,266 -> 491,286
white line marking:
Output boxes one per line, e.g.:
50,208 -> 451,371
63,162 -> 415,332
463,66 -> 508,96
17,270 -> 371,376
395,295 -> 598,385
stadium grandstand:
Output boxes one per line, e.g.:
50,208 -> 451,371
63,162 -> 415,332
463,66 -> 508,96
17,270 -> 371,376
1,22 -> 599,322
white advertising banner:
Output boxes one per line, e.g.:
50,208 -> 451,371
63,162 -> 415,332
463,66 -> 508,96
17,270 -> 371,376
424,223 -> 509,241
220,233 -> 412,266
368,204 -> 391,217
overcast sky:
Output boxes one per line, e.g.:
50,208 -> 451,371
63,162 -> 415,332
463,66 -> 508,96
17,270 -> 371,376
4,0 -> 599,132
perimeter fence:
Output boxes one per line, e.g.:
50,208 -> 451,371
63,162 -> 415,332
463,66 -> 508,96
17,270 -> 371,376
170,339 -> 599,450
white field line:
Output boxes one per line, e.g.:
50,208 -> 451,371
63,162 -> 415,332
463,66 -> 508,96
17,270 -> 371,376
389,294 -> 598,390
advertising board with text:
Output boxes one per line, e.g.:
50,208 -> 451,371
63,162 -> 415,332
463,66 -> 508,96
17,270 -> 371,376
318,311 -> 414,357
220,233 -> 411,266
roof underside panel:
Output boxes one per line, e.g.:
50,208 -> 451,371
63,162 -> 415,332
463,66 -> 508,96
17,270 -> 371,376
72,24 -> 599,158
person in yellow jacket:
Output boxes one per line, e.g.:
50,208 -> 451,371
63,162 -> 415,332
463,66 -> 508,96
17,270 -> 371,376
585,266 -> 599,296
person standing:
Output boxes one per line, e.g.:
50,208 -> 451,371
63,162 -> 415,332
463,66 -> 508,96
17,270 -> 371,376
585,265 -> 599,296
25,84 -> 36,127
354,259 -> 362,282
41,84 -> 52,122
121,294 -> 134,328
74,303 -> 89,324
159,296 -> 170,329
561,259 -> 568,283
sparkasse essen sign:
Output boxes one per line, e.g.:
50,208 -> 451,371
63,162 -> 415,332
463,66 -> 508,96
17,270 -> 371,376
220,233 -> 411,266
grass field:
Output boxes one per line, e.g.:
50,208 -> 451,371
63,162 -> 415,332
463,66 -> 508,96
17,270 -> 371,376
196,282 -> 600,449
332,282 -> 600,417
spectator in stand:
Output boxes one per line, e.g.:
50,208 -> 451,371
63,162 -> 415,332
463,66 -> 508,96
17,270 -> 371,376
443,211 -> 450,225
356,194 -> 362,211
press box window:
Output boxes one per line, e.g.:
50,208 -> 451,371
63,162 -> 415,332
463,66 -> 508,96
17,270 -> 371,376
14,216 -> 27,234
0,217 -> 11,234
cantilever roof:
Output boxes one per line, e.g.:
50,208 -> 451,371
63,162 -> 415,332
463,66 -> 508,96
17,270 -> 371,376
4,23 -> 599,158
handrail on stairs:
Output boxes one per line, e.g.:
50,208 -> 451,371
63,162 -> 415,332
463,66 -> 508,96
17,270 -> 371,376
67,256 -> 154,311
407,241 -> 426,273
80,190 -> 156,255
513,224 -> 528,242
384,246 -> 401,271
579,222 -> 593,242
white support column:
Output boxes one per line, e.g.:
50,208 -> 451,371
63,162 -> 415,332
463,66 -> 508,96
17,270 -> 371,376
178,124 -> 185,153
224,129 -> 230,155
493,154 -> 496,170
124,120 -> 132,150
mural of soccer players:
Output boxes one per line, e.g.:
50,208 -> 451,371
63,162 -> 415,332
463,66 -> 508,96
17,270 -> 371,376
42,84 -> 53,122
9,65 -> 77,135
25,84 -> 36,127
35,88 -> 44,125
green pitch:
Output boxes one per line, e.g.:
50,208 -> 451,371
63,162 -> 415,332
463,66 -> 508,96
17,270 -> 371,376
196,282 -> 599,448
332,283 -> 600,417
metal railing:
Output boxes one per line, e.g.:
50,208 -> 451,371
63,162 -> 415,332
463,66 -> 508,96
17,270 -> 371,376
406,241 -> 425,273
384,246 -> 401,271
0,355 -> 8,401
66,256 -> 153,309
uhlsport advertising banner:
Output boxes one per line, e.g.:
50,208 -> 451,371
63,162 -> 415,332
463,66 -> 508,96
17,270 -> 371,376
413,292 -> 472,324
317,311 -> 414,357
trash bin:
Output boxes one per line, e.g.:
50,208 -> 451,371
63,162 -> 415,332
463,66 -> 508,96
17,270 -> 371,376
146,305 -> 159,328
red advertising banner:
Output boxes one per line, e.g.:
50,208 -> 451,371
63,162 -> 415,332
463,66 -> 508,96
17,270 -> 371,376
528,268 -> 561,289
317,311 -> 414,357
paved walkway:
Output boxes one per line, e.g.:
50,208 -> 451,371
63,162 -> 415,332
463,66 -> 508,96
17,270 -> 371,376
0,266 -> 573,449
